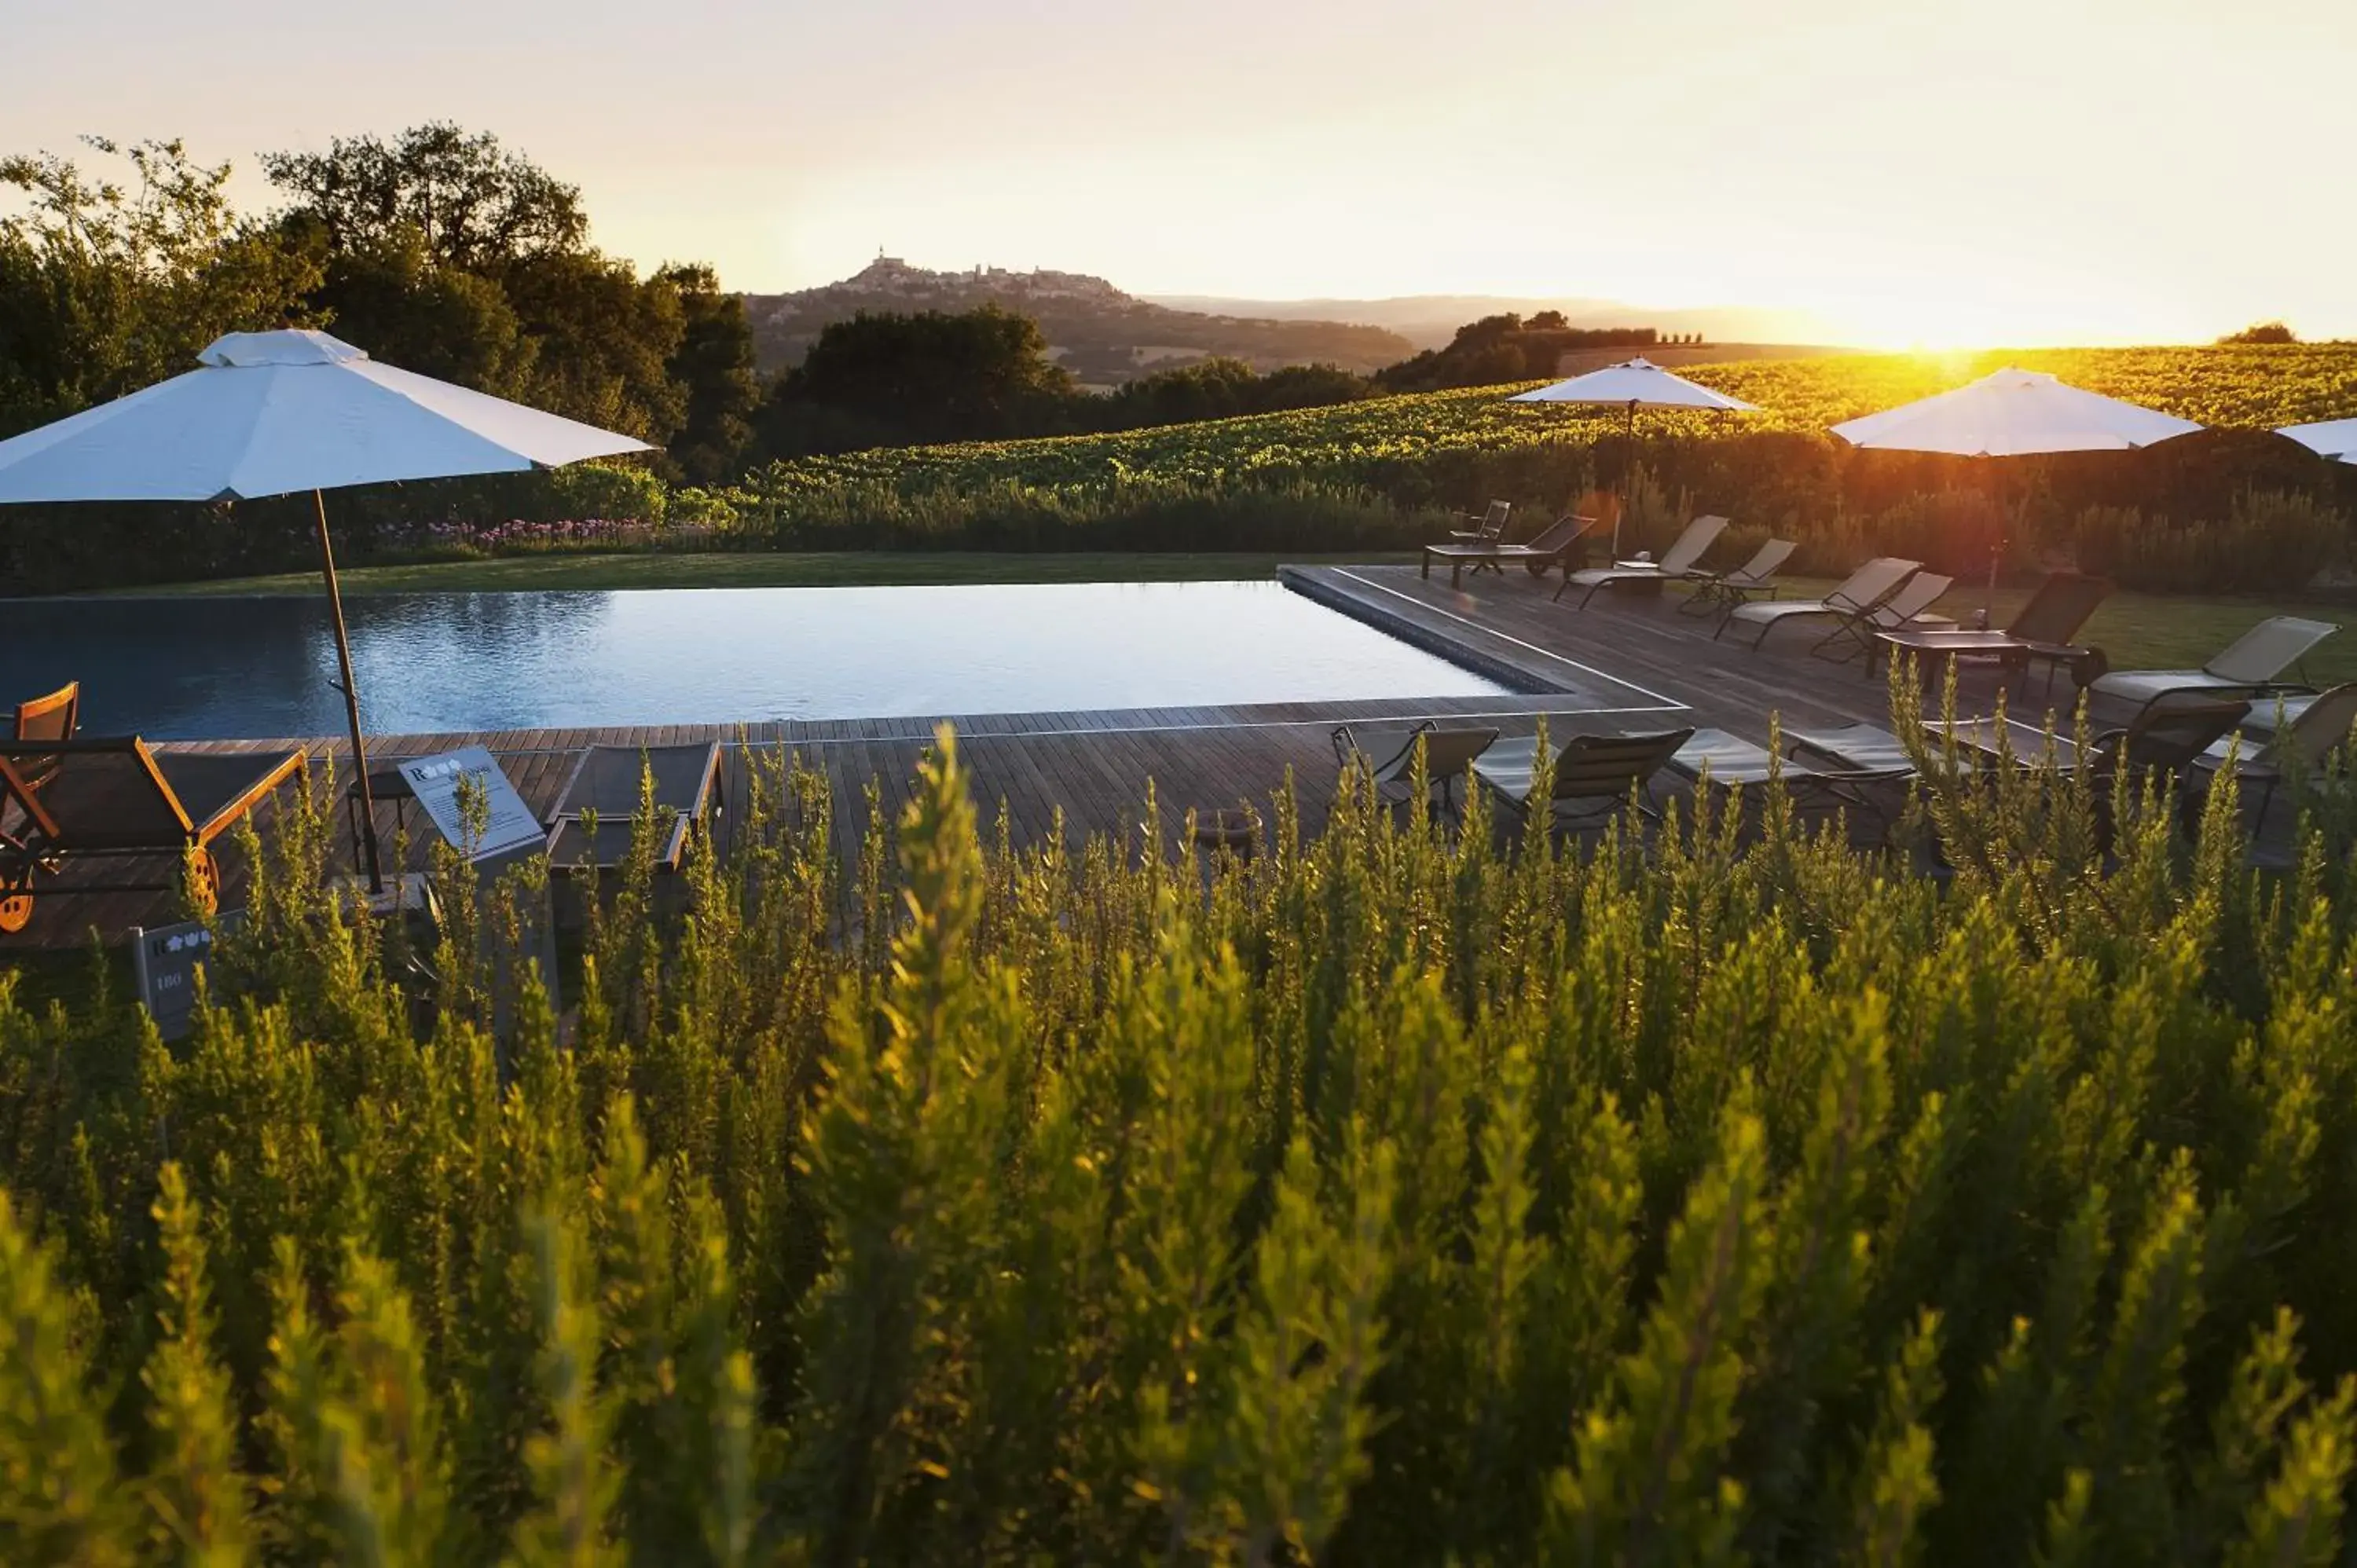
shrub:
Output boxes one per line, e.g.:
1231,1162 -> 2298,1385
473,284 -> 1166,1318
3,711 -> 2357,1562
2076,489 -> 2350,594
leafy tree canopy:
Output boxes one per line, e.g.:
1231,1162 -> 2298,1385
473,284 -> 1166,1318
257,124 -> 695,446
658,263 -> 762,485
0,137 -> 321,433
761,306 -> 1080,453
260,121 -> 588,274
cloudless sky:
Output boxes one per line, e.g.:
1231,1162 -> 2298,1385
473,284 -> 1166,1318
5,0 -> 2352,346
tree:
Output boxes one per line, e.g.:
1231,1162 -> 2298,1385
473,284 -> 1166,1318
760,306 -> 1079,454
658,264 -> 762,483
500,247 -> 687,445
284,220 -> 533,393
259,122 -> 587,273
1241,361 -> 1370,413
1105,356 -> 1259,426
0,137 -> 321,434
2220,321 -> 2298,345
262,124 -> 689,445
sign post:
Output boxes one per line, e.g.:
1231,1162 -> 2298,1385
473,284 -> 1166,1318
397,746 -> 559,1026
128,914 -> 240,1042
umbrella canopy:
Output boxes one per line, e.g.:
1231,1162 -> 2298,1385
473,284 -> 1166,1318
2276,417 -> 2357,465
1508,356 -> 1758,411
1508,358 -> 1756,556
1829,368 -> 2201,457
0,329 -> 650,503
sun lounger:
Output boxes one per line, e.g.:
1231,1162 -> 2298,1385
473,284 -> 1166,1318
1815,573 -> 1956,664
1791,697 -> 2241,785
544,742 -> 725,875
1665,727 -> 1912,822
1717,557 -> 1924,652
1786,718 -> 2049,786
1680,539 -> 1797,618
1332,722 -> 1499,814
0,738 -> 306,933
2091,694 -> 2252,775
2192,682 -> 2357,829
1554,515 -> 1731,606
1472,727 -> 1695,830
1783,722 -> 1921,775
2238,692 -> 2317,738
1423,511 -> 1605,588
2088,616 -> 2339,709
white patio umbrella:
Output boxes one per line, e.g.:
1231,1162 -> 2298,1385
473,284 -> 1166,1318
1830,367 -> 2203,613
1830,367 -> 2203,457
2275,417 -> 2357,465
1509,357 -> 1758,554
0,328 -> 653,890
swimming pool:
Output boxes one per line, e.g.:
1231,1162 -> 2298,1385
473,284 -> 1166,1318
0,581 -> 1509,739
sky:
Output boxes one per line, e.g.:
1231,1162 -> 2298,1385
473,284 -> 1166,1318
5,0 -> 2352,347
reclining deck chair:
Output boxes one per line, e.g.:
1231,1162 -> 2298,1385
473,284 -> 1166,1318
1422,511 -> 1606,588
1664,726 -> 1914,829
1472,727 -> 1695,833
1332,722 -> 1499,816
1554,515 -> 1731,606
1822,572 -> 1958,664
544,742 -> 726,876
1680,540 -> 1797,618
2193,682 -> 2357,830
2088,616 -> 2339,710
1717,557 -> 1924,652
0,738 -> 306,934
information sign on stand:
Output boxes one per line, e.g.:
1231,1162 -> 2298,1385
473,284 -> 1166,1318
398,748 -> 547,863
398,746 -> 560,1028
129,914 -> 241,1042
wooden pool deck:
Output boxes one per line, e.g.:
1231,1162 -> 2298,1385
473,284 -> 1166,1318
1,564 -> 2156,950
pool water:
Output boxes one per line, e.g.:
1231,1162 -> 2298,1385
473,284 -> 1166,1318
0,581 -> 1508,740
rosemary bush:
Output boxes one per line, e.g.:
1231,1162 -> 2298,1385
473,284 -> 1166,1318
2,713 -> 2355,1566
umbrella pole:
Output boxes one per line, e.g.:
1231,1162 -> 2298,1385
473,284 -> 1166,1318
1617,399 -> 1637,558
1982,457 -> 2002,623
314,489 -> 383,892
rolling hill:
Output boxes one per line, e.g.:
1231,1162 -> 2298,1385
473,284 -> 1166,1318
1142,293 -> 1849,352
742,258 -> 1415,383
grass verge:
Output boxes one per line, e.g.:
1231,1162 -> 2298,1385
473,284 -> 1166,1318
97,550 -> 1417,597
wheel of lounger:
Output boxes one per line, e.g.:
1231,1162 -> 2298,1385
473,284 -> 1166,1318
0,865 -> 31,935
185,848 -> 222,917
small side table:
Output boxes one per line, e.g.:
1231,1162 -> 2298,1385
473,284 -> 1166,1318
1872,628 -> 2097,701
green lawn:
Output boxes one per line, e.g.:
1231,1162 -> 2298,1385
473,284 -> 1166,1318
108,551 -> 1417,597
